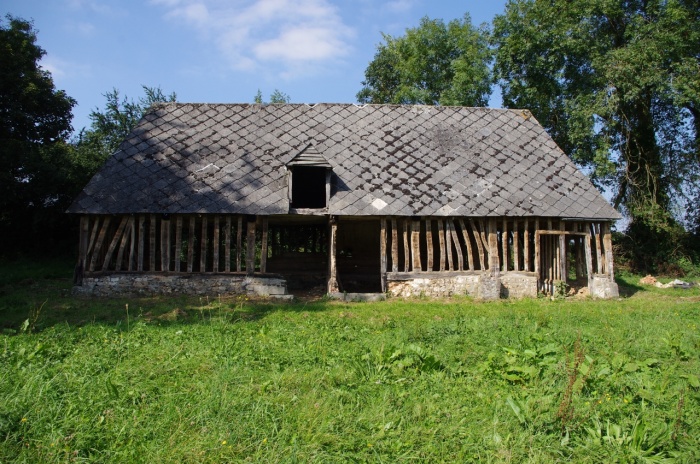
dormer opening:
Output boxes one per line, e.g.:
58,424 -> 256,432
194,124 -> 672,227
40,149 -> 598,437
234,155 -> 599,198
291,166 -> 328,208
286,143 -> 332,211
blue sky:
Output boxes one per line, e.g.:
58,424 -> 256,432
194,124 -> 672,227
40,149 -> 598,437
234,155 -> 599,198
5,1 -> 508,133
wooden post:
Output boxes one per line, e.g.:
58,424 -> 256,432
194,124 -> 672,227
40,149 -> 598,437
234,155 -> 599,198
380,217 -> 387,292
138,215 -> 145,272
175,216 -> 183,272
327,217 -> 338,293
149,214 -> 157,272
86,217 -> 100,264
104,216 -> 129,271
261,217 -> 268,273
488,219 -> 499,273
593,223 -> 603,274
115,217 -> 132,271
458,219 -> 474,271
236,216 -> 243,272
212,216 -> 220,272
246,217 -> 256,275
160,218 -> 170,272
534,219 -> 540,291
445,220 -> 453,271
477,220 -> 490,265
584,233 -> 594,289
90,217 -> 111,272
448,220 -> 463,271
426,219 -> 433,271
436,220 -> 445,271
187,216 -> 195,273
523,219 -> 530,272
403,219 -> 410,272
200,216 -> 208,273
559,233 -> 567,283
78,216 -> 89,270
501,218 -> 508,272
128,217 -> 136,271
513,219 -> 520,272
391,218 -> 398,272
411,219 -> 422,271
470,219 -> 486,270
602,222 -> 614,278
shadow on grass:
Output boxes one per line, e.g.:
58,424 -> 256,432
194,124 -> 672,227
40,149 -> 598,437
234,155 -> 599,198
616,275 -> 644,298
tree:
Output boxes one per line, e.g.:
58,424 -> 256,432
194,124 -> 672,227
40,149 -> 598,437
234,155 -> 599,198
0,15 -> 76,254
492,0 -> 700,272
357,15 -> 492,106
254,89 -> 291,104
75,86 -> 176,163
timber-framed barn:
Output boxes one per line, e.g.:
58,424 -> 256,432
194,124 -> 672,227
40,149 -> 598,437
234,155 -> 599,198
68,103 -> 620,299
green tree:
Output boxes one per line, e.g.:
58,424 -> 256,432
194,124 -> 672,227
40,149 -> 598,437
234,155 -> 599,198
357,15 -> 492,106
75,86 -> 176,164
493,0 -> 700,272
0,15 -> 76,254
254,89 -> 291,104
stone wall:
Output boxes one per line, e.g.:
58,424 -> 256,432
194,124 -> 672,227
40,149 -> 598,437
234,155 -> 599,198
73,273 -> 289,298
589,275 -> 620,299
387,272 -> 482,298
500,272 -> 538,298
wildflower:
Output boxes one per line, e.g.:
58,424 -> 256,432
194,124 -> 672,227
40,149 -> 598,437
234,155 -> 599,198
221,440 -> 227,445
21,417 -> 27,423
262,438 -> 267,444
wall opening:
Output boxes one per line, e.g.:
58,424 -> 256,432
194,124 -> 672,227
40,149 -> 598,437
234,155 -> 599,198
291,166 -> 327,208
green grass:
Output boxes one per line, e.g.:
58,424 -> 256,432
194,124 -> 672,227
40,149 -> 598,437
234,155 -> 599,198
1,260 -> 699,462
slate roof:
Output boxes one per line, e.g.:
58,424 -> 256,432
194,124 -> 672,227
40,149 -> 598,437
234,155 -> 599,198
68,103 -> 620,219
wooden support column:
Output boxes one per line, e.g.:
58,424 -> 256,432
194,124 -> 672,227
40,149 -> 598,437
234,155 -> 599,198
128,217 -> 136,271
534,219 -> 540,290
502,218 -> 508,272
90,217 -> 111,272
380,217 -> 387,292
115,217 -> 133,271
411,219 -> 422,271
160,217 -> 171,272
448,220 -> 464,271
149,214 -> 157,272
212,216 -> 220,272
236,216 -> 243,272
104,216 -> 129,271
260,217 -> 268,273
426,219 -> 434,271
187,216 -> 195,273
224,215 -> 231,273
437,220 -> 446,271
138,215 -> 145,272
86,217 -> 100,261
175,216 -> 183,272
477,220 -> 490,265
458,219 -> 474,271
246,217 -> 256,275
593,223 -> 603,274
602,222 -> 615,278
488,219 -> 499,273
584,233 -> 594,289
391,218 -> 399,273
513,221 -> 520,271
470,219 -> 486,270
559,233 -> 567,283
523,219 -> 529,272
200,216 -> 208,273
78,216 -> 89,270
327,217 -> 339,293
403,219 -> 410,272
445,220 -> 454,271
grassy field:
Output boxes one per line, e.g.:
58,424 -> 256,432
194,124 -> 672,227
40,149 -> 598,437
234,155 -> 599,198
1,260 -> 699,463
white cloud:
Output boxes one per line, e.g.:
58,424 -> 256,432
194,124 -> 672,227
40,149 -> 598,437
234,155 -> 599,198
40,56 -> 93,80
152,0 -> 355,76
385,0 -> 416,13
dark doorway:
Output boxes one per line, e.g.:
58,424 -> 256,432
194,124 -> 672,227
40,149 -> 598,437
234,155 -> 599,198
336,219 -> 381,293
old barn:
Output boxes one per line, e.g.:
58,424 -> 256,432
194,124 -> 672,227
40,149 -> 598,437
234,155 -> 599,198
68,103 -> 620,299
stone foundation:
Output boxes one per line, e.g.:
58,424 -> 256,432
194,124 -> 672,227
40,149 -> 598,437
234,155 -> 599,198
73,273 -> 290,298
387,272 -> 482,298
589,275 -> 620,299
500,272 -> 538,298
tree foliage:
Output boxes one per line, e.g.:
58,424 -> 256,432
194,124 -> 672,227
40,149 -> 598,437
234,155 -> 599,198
254,89 -> 291,104
0,15 -> 76,254
492,0 -> 700,272
357,15 -> 492,106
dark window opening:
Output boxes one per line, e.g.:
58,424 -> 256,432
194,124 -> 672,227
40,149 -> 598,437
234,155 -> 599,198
291,166 -> 327,208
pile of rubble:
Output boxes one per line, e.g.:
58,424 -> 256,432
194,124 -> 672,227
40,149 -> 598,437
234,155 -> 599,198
639,275 -> 698,289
